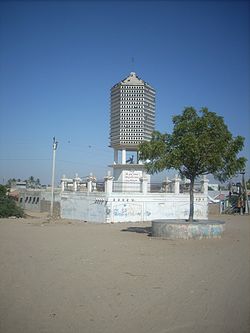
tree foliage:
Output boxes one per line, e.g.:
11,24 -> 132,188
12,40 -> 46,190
26,176 -> 41,188
6,176 -> 41,189
139,107 -> 246,221
0,185 -> 24,218
6,178 -> 16,188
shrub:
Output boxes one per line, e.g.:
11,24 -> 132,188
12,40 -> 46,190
0,185 -> 24,218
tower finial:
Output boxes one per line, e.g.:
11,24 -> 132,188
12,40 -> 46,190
131,56 -> 135,72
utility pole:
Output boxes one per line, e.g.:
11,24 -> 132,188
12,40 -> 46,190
241,170 -> 249,214
50,137 -> 58,217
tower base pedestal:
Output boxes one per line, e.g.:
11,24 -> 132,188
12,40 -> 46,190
110,164 -> 150,192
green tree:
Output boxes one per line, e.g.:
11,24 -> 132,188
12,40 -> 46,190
26,176 -> 35,188
139,107 -> 246,222
0,184 -> 7,198
0,185 -> 24,218
6,178 -> 16,188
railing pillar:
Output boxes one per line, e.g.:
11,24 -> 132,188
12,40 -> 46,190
73,173 -> 81,192
105,171 -> 113,194
162,176 -> 171,193
172,174 -> 181,194
87,173 -> 94,193
61,175 -> 66,192
140,176 -> 148,194
200,175 -> 209,195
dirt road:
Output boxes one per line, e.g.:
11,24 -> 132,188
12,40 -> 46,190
0,214 -> 249,333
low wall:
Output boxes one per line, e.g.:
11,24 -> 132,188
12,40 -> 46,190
208,203 -> 220,215
152,220 -> 225,239
40,200 -> 60,216
61,191 -> 208,223
61,192 -> 107,222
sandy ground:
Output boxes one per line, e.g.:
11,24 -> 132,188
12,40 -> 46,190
0,213 -> 249,333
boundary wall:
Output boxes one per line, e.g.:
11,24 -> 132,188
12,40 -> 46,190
60,173 -> 208,223
61,191 -> 208,223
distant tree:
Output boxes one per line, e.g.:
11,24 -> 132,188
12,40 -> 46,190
139,107 -> 246,222
6,178 -> 16,188
0,185 -> 24,218
247,179 -> 250,190
26,176 -> 36,188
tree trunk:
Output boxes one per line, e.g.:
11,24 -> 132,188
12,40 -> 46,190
188,178 -> 195,222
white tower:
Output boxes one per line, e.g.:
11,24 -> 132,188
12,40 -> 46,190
109,72 -> 155,186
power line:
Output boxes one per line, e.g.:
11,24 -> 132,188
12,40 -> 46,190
0,158 -> 50,161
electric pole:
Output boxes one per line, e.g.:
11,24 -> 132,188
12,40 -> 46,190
50,137 -> 58,217
241,170 -> 249,214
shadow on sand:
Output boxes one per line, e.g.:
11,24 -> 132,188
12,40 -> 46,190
121,226 -> 152,236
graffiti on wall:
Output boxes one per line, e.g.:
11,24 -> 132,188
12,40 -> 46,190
113,203 -> 142,218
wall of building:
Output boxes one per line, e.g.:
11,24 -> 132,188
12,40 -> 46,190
18,190 -> 42,212
61,191 -> 208,223
17,189 -> 61,214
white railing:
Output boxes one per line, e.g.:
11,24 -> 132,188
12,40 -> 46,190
61,173 -> 209,195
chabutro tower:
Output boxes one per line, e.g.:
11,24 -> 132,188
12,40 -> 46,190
59,72 -> 208,223
109,72 -> 155,187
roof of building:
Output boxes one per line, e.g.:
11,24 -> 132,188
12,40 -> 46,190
112,72 -> 154,89
121,72 -> 144,85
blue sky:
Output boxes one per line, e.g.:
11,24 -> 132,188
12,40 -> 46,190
0,0 -> 249,185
